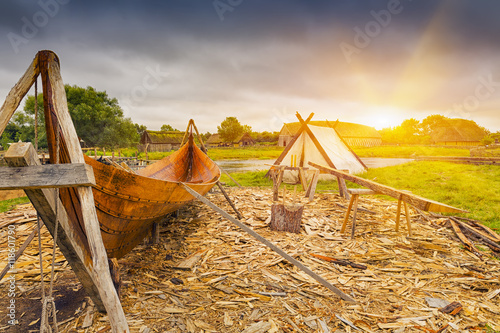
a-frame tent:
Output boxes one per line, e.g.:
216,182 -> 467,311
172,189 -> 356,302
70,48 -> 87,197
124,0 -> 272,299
270,113 -> 367,185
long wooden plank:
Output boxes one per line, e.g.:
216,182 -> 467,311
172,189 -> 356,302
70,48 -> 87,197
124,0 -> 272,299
39,51 -> 129,333
0,54 -> 38,137
309,162 -> 467,214
181,183 -> 356,303
0,163 -> 95,190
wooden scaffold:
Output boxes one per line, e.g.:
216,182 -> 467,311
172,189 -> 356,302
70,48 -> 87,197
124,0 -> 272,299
0,51 -> 129,332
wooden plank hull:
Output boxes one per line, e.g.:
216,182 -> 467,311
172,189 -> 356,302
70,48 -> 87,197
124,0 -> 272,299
86,141 -> 220,258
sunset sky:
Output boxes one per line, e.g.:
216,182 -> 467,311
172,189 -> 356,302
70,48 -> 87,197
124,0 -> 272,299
0,0 -> 499,133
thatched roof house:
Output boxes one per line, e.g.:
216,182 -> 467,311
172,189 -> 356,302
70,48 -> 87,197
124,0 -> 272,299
278,121 -> 381,147
430,119 -> 486,146
206,134 -> 226,147
206,132 -> 255,147
139,130 -> 184,152
234,132 -> 255,146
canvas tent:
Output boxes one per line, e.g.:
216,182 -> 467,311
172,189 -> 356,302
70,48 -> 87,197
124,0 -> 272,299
270,113 -> 367,184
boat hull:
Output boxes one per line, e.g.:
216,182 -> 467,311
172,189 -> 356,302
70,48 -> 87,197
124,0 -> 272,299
85,141 -> 220,258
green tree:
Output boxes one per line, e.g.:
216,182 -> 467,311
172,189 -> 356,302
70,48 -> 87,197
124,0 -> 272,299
20,85 -> 139,149
0,122 -> 22,150
160,124 -> 178,131
217,117 -> 244,143
134,123 -> 147,137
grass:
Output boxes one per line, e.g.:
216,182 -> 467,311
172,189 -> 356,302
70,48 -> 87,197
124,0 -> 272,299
221,161 -> 500,231
0,196 -> 30,213
353,145 -> 470,158
82,144 -> 475,161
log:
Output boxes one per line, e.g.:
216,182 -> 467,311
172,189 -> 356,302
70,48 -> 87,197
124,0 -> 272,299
270,203 -> 303,233
0,163 -> 95,190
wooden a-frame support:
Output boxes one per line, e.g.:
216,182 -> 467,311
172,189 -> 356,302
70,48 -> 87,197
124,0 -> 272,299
0,51 -> 129,333
269,112 -> 357,199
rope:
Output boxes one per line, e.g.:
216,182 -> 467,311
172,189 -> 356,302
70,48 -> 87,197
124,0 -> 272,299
39,121 -> 60,333
34,78 -> 38,152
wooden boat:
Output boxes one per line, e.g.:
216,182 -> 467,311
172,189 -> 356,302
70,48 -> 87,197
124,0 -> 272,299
0,50 -> 219,331
86,135 -> 220,258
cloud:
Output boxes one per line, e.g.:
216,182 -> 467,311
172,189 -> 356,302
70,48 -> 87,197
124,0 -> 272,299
0,0 -> 499,133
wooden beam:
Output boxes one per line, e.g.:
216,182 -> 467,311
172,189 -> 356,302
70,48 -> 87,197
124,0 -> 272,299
4,142 -> 106,311
181,183 -> 355,303
309,162 -> 467,214
0,54 -> 39,137
39,51 -> 129,333
0,163 -> 95,190
0,227 -> 38,282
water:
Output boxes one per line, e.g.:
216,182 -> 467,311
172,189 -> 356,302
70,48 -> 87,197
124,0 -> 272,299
215,158 -> 414,173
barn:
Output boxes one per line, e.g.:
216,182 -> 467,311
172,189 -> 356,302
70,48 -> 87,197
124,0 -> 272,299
430,119 -> 486,146
138,130 -> 184,152
278,121 -> 381,147
206,132 -> 255,147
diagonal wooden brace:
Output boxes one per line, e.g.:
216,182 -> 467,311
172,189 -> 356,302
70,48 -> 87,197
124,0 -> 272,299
4,143 -> 129,332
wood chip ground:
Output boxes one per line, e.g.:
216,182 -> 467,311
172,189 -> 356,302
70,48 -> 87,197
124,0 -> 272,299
0,188 -> 499,332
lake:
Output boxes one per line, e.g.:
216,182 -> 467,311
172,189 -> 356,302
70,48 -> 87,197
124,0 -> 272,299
215,157 -> 414,173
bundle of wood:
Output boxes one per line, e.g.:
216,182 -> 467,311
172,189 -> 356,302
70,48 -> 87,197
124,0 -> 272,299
0,189 -> 499,332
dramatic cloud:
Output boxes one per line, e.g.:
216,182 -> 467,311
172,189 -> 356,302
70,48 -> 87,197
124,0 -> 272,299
1,0 -> 499,132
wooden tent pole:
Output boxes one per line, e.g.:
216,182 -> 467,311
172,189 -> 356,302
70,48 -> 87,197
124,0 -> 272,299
328,120 -> 367,170
296,114 -> 349,199
0,55 -> 39,137
268,112 -> 314,168
181,183 -> 355,303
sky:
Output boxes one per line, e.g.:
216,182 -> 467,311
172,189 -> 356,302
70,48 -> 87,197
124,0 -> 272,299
0,0 -> 499,133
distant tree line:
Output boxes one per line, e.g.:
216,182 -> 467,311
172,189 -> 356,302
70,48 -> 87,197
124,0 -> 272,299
217,116 -> 278,144
1,87 -> 280,151
379,115 -> 491,145
1,85 -> 142,150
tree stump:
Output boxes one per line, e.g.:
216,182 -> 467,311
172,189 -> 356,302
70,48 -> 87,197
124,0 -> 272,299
270,203 -> 304,233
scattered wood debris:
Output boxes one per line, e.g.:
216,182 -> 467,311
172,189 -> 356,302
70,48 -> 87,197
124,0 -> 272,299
0,188 -> 499,332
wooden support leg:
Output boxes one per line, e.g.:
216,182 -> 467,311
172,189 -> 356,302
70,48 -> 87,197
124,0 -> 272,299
272,168 -> 284,202
403,202 -> 412,236
151,222 -> 160,245
305,170 -> 319,202
341,195 -> 356,233
350,194 -> 359,239
395,200 -> 402,232
298,167 -> 307,191
108,258 -> 121,299
337,177 -> 350,200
